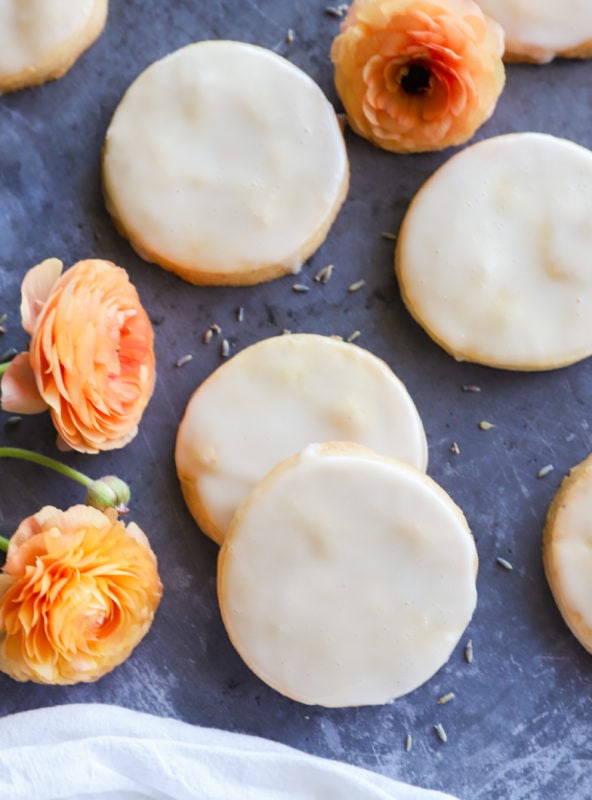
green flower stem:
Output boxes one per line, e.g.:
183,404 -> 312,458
0,447 -> 93,489
0,536 -> 10,553
0,362 -> 9,377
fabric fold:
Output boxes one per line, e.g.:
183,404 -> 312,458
0,704 -> 460,800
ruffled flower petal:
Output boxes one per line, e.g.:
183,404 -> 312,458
0,352 -> 48,414
20,258 -> 63,336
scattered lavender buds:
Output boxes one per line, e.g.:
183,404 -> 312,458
348,279 -> 366,293
537,464 -> 554,479
464,639 -> 474,663
479,420 -> 495,431
314,264 -> 334,284
434,723 -> 448,743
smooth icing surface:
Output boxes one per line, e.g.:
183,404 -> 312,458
103,41 -> 348,282
396,133 -> 592,371
0,0 -> 97,76
475,0 -> 592,62
219,444 -> 477,707
544,455 -> 592,652
175,334 -> 428,544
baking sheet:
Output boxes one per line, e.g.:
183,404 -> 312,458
1,2 -> 592,797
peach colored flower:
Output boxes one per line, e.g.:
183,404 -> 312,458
0,505 -> 162,684
1,258 -> 155,453
331,0 -> 505,153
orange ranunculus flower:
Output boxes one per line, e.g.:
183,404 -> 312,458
0,505 -> 162,684
331,0 -> 505,153
0,258 -> 155,453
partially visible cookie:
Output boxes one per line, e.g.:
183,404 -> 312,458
0,0 -> 108,94
103,40 -> 349,286
218,442 -> 477,707
395,133 -> 592,371
474,0 -> 592,63
543,453 -> 592,654
175,333 -> 428,545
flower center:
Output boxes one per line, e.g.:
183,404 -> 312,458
398,63 -> 432,96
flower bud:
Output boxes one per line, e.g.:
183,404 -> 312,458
85,476 -> 131,514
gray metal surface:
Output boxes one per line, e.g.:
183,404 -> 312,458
1,2 -> 591,797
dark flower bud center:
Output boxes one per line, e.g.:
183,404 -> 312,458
399,63 -> 432,95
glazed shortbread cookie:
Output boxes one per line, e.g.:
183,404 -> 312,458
475,0 -> 592,63
219,443 -> 477,707
175,334 -> 428,545
396,133 -> 592,371
0,0 -> 108,93
103,41 -> 349,286
543,454 -> 592,654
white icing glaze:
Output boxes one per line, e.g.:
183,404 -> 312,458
175,334 -> 428,544
0,0 -> 97,77
546,459 -> 592,650
219,444 -> 477,707
396,133 -> 592,371
475,0 -> 592,62
103,41 -> 348,282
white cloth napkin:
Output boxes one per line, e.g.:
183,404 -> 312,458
0,704 -> 459,800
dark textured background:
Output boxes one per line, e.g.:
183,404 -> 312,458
1,2 -> 591,797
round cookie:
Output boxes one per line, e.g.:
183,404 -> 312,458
218,443 -> 477,707
543,453 -> 592,654
103,41 -> 349,286
474,0 -> 592,63
175,334 -> 428,545
0,0 -> 108,94
395,133 -> 592,371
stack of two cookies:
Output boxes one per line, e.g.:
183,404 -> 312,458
175,334 -> 478,707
